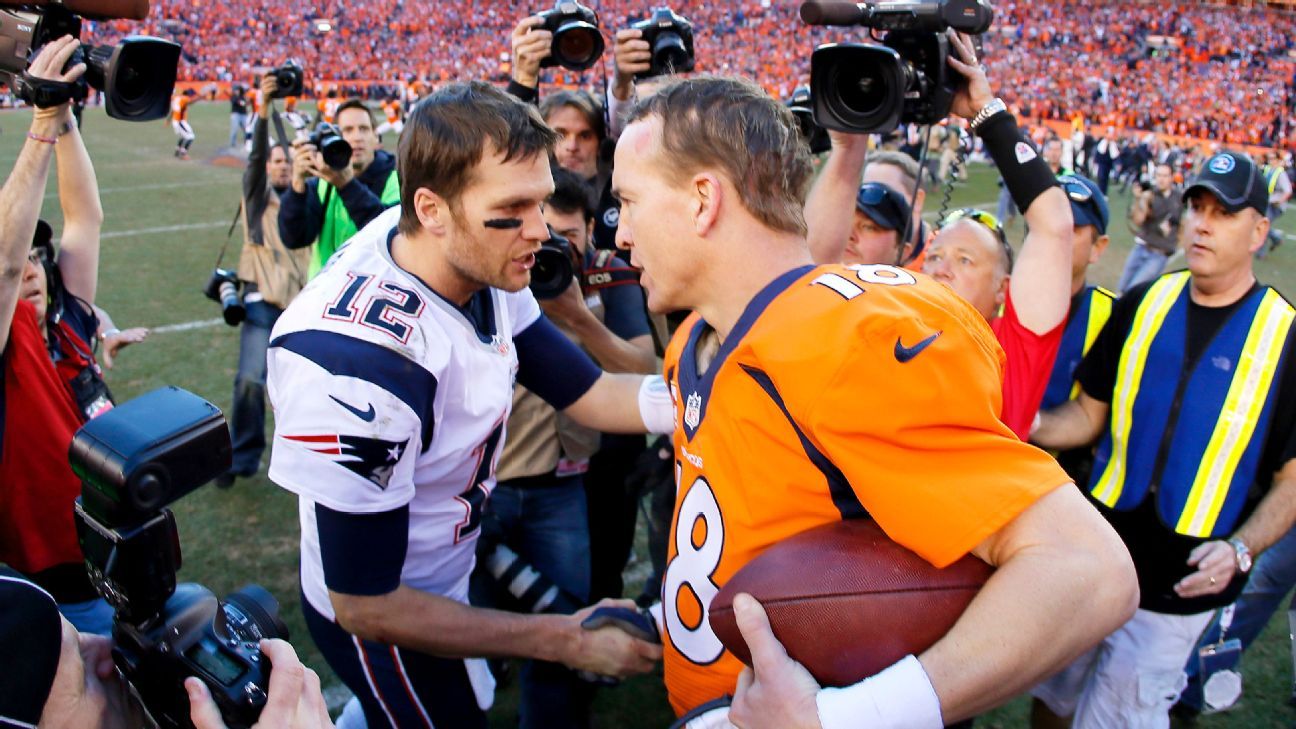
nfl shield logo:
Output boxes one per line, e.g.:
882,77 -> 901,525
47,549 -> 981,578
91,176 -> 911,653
684,391 -> 702,429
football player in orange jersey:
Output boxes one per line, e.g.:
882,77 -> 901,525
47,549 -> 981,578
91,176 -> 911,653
611,66 -> 1136,729
170,88 -> 196,159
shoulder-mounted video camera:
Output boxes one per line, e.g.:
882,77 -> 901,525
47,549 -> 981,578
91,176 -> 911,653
802,0 -> 993,135
0,0 -> 180,121
537,0 -> 604,72
630,6 -> 694,79
71,386 -> 288,729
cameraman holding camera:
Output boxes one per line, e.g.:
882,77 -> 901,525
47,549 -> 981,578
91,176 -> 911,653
0,36 -> 119,636
217,71 -> 312,487
1116,161 -> 1182,293
0,568 -> 333,729
279,98 -> 399,279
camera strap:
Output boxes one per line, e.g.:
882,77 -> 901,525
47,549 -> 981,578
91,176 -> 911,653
14,72 -> 86,109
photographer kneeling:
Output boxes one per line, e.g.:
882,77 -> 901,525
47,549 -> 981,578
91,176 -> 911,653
279,99 -> 398,279
0,568 -> 332,729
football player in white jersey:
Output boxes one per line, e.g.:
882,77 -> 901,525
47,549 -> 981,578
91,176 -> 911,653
267,82 -> 670,728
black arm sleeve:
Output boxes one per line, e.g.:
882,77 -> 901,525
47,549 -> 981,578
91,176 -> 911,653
242,117 -> 271,245
337,172 -> 394,231
506,79 -> 539,106
515,315 -> 602,410
278,179 -> 323,250
315,503 -> 409,596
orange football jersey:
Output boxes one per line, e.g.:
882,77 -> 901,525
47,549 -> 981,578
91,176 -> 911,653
660,263 -> 1069,715
170,95 -> 191,122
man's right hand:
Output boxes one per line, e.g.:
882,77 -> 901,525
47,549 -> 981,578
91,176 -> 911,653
260,73 -> 279,106
511,15 -> 552,89
290,138 -> 317,192
612,28 -> 651,100
559,598 -> 662,677
188,639 -> 334,729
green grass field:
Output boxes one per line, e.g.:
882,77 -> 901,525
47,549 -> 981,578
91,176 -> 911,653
6,101 -> 1296,728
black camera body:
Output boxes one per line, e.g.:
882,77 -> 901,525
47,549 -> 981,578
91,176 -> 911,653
537,0 -> 604,72
805,0 -> 993,135
529,226 -> 582,300
630,7 -> 694,79
269,60 -> 304,99
203,268 -> 245,326
0,3 -> 180,121
788,86 -> 831,154
309,121 -> 352,171
71,386 -> 288,729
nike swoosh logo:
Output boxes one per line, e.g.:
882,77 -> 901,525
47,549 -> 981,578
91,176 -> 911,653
329,395 -> 376,422
894,332 -> 942,363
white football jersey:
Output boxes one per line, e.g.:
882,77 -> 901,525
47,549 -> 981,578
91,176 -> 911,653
267,207 -> 541,619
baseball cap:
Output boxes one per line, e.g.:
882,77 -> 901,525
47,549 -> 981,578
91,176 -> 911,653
32,219 -> 54,260
0,569 -> 63,728
1057,173 -> 1109,235
1183,151 -> 1268,215
855,182 -> 911,232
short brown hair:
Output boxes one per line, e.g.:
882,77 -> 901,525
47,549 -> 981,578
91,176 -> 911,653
865,150 -> 921,196
336,98 -> 375,127
626,75 -> 813,236
397,82 -> 558,236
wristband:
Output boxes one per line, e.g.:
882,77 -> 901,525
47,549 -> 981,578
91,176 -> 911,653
99,328 -> 121,341
977,111 -> 1057,215
27,131 -> 57,145
638,375 -> 675,434
506,79 -> 539,105
816,655 -> 943,729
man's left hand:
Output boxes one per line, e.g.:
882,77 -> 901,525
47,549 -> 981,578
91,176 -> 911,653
538,278 -> 590,329
1174,540 -> 1238,598
101,327 -> 149,369
728,594 -> 822,729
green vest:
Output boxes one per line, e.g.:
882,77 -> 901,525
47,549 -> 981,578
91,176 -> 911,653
311,169 -> 401,279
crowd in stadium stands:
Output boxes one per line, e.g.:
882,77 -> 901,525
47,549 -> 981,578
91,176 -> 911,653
72,1 -> 1296,148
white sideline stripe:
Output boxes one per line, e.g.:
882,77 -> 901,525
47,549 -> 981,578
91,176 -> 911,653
100,221 -> 227,239
44,178 -> 228,199
151,318 -> 225,334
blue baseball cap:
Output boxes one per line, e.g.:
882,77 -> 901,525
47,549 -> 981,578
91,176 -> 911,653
1057,173 -> 1109,235
855,182 -> 911,232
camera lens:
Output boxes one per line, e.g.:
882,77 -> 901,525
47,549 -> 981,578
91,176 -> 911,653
553,23 -> 604,71
651,31 -> 690,74
221,585 -> 290,643
832,64 -> 889,120
530,245 -> 575,300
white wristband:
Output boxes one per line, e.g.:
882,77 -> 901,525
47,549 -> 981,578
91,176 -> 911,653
637,375 -> 675,434
816,655 -> 943,729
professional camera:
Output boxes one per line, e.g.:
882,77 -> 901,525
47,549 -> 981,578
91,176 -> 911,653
309,121 -> 352,171
268,60 -> 304,99
71,386 -> 289,729
203,268 -> 245,326
0,3 -> 180,121
537,0 -> 604,72
788,86 -> 830,154
529,226 -> 582,300
802,0 -> 994,135
629,6 -> 694,79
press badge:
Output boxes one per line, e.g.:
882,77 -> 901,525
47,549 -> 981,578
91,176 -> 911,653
1198,605 -> 1243,713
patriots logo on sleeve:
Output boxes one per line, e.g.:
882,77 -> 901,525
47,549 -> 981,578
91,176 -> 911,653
282,433 -> 409,489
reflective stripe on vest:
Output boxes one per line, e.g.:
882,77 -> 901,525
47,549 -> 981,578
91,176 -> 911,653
1264,166 -> 1281,196
312,169 -> 401,279
1090,272 -> 1295,537
1042,285 -> 1117,410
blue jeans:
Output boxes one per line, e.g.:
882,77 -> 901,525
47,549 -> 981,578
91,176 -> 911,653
996,184 -> 1018,223
1118,243 -> 1169,293
1179,525 -> 1296,711
229,299 -> 282,475
229,112 -> 249,148
61,596 -> 115,636
470,476 -> 591,729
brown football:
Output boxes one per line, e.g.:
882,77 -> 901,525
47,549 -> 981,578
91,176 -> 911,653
709,519 -> 993,687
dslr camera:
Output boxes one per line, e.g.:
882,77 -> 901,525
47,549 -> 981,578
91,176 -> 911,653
788,86 -> 831,154
268,60 -> 304,98
630,7 -> 694,79
0,3 -> 180,121
537,0 -> 604,72
309,121 -> 352,171
203,268 -> 245,326
72,386 -> 289,729
529,226 -> 582,300
803,0 -> 994,135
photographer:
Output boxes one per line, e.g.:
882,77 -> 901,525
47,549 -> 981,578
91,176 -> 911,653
470,168 -> 654,729
278,99 -> 399,279
1116,162 -> 1182,293
0,36 -> 118,635
0,568 -> 333,729
218,71 -> 312,487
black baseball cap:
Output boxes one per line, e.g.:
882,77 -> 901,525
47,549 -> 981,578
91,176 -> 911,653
854,182 -> 911,232
0,569 -> 63,728
32,219 -> 54,259
1184,151 -> 1268,215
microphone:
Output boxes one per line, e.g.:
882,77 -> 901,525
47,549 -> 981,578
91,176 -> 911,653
800,1 -> 868,26
0,0 -> 150,20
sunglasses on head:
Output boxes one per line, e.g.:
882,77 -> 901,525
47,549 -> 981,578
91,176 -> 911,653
27,247 -> 49,266
857,183 -> 896,207
939,208 -> 1014,271
1058,176 -> 1093,203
